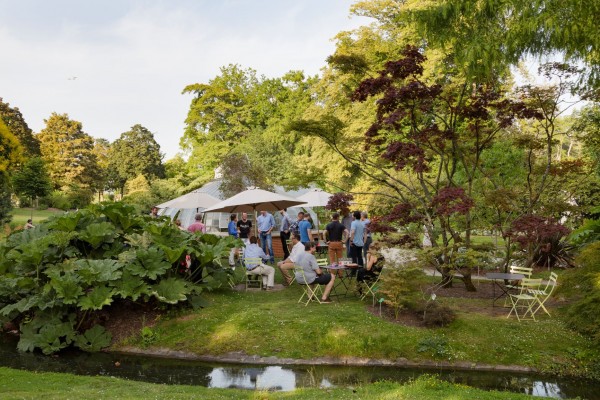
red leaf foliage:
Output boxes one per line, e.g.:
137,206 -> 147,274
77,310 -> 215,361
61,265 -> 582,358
430,187 -> 474,216
325,192 -> 354,213
508,214 -> 570,248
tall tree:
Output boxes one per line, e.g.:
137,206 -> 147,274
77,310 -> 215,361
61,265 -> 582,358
12,157 -> 52,208
37,113 -> 99,189
405,0 -> 600,85
0,97 -> 40,157
0,119 -> 24,224
91,138 -> 111,201
182,64 -> 261,181
293,47 -> 543,289
107,124 -> 165,195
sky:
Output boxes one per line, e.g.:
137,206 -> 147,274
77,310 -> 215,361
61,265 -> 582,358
0,0 -> 371,159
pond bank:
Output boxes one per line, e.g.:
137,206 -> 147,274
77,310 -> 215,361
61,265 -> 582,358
117,345 -> 535,373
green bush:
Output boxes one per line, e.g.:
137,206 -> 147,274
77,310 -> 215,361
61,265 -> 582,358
379,258 -> 427,319
44,190 -> 71,210
0,202 -> 237,354
416,301 -> 457,327
65,184 -> 93,209
559,241 -> 600,345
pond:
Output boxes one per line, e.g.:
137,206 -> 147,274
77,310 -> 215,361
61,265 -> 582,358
1,335 -> 597,399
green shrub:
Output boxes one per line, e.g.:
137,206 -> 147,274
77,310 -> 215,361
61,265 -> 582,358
45,190 -> 71,210
379,257 -> 427,319
559,242 -> 600,345
0,202 -> 237,354
416,301 -> 457,328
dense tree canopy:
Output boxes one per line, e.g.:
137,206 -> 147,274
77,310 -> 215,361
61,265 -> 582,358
404,0 -> 600,85
0,98 -> 40,157
11,157 -> 52,207
0,119 -> 24,224
107,124 -> 165,193
37,113 -> 99,190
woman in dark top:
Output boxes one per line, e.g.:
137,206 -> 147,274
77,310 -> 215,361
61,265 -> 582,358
357,243 -> 384,283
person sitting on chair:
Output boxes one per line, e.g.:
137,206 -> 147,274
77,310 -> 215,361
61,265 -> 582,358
294,241 -> 335,303
277,233 -> 305,286
357,242 -> 384,283
243,236 -> 275,290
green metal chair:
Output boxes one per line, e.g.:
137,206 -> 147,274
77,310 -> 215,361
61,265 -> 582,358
507,278 -> 543,321
244,257 -> 264,290
528,272 -> 558,318
360,267 -> 384,306
294,265 -> 323,306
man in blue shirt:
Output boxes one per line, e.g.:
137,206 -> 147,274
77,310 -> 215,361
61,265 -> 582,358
350,210 -> 366,269
298,213 -> 312,244
243,236 -> 275,289
257,210 -> 276,263
278,208 -> 293,260
228,214 -> 238,267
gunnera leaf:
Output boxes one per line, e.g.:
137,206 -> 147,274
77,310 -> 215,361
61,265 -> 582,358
78,285 -> 116,310
78,222 -> 117,249
151,277 -> 189,304
127,247 -> 170,280
48,272 -> 84,304
74,324 -> 112,352
74,259 -> 123,285
109,271 -> 149,301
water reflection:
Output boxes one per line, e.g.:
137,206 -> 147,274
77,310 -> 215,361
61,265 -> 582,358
1,335 -> 598,399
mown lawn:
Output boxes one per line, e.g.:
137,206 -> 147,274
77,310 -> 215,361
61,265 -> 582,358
0,367 -> 543,399
118,275 -> 600,381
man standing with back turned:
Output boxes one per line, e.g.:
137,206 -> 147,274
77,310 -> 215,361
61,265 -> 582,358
257,210 -> 276,264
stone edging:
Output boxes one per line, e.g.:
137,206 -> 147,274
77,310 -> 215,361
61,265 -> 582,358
115,346 -> 536,373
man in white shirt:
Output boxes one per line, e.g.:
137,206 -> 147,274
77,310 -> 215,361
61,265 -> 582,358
277,234 -> 305,286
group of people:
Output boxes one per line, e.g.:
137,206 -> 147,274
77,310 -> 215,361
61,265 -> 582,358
227,208 -> 382,303
152,205 -> 382,302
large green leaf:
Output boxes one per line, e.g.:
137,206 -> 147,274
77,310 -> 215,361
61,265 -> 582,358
78,285 -> 115,310
74,259 -> 123,284
17,313 -> 76,354
74,324 -> 112,352
110,271 -> 149,301
78,222 -> 117,249
48,272 -> 83,305
96,202 -> 141,232
151,277 -> 189,304
46,212 -> 82,232
0,295 -> 41,317
126,247 -> 170,280
157,245 -> 187,264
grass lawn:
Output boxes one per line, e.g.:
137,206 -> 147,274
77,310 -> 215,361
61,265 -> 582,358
117,270 -> 600,381
9,207 -> 63,226
0,367 -> 542,399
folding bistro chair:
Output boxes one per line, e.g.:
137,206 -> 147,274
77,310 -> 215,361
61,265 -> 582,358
503,265 -> 533,306
294,265 -> 323,306
507,278 -> 543,321
528,272 -> 558,318
360,267 -> 384,306
244,257 -> 264,290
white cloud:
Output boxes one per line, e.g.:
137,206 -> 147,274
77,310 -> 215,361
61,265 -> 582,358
0,1 -> 370,159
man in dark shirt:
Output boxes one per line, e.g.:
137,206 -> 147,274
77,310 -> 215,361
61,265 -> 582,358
341,210 -> 353,257
325,212 -> 348,264
237,212 -> 252,246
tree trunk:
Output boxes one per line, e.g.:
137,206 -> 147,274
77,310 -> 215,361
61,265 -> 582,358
458,269 -> 477,292
436,266 -> 454,288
